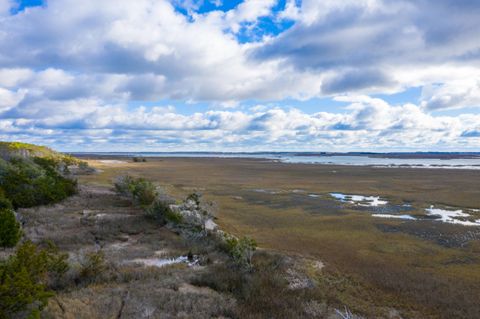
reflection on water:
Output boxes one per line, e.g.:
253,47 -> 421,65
372,214 -> 416,220
330,193 -> 388,207
425,206 -> 480,226
245,189 -> 480,227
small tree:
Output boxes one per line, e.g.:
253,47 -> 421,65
0,241 -> 69,318
131,179 -> 157,206
114,175 -> 157,206
145,199 -> 182,225
0,208 -> 21,248
224,235 -> 257,269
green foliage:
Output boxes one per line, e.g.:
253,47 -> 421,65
0,208 -> 21,248
145,200 -> 183,225
0,157 -> 77,208
0,241 -> 69,318
114,175 -> 157,206
0,196 -> 12,210
131,179 -> 157,206
145,200 -> 169,222
132,157 -> 147,162
165,209 -> 183,224
223,235 -> 257,269
79,251 -> 106,280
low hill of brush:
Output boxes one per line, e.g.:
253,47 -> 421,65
0,141 -> 87,208
0,141 -> 79,164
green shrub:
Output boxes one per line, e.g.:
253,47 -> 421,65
79,251 -> 107,281
132,157 -> 147,162
165,209 -> 183,224
131,179 -> 156,206
114,175 -> 157,206
145,200 -> 169,222
0,208 -> 21,248
223,235 -> 257,269
0,157 -> 77,209
0,196 -> 12,210
0,241 -> 69,318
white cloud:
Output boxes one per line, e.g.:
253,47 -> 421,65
420,79 -> 480,110
254,0 -> 480,106
1,94 -> 479,151
0,0 -> 479,150
0,87 -> 26,112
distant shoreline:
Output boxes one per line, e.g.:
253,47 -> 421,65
74,152 -> 480,170
69,151 -> 480,160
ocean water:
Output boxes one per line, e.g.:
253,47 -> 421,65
76,152 -> 480,170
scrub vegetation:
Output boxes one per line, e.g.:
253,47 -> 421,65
0,142 -> 85,209
3,142 -> 480,318
0,142 -> 92,318
78,156 -> 480,318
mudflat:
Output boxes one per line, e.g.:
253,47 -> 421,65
79,157 -> 480,317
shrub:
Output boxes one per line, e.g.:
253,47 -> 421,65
191,251 -> 314,318
0,157 -> 77,208
0,196 -> 12,210
132,157 -> 147,162
223,235 -> 257,269
0,208 -> 21,248
145,200 -> 172,222
114,175 -> 157,206
79,251 -> 107,281
131,179 -> 157,206
114,175 -> 135,196
165,208 -> 184,224
0,241 -> 69,318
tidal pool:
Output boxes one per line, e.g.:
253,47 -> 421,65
372,214 -> 417,220
425,206 -> 480,226
330,193 -> 388,207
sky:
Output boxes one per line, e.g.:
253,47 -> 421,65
0,0 -> 479,152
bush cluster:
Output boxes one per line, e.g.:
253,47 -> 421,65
0,205 -> 21,248
192,251 -> 317,318
223,235 -> 257,269
145,200 -> 182,225
0,241 -> 69,318
132,157 -> 147,162
0,157 -> 77,209
114,175 -> 157,206
78,251 -> 107,282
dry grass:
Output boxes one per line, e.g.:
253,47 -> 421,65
77,157 -> 480,318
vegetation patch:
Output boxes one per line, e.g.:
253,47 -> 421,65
0,205 -> 21,248
0,241 -> 69,319
114,175 -> 157,206
0,157 -> 77,208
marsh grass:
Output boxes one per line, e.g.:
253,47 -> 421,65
79,157 -> 480,318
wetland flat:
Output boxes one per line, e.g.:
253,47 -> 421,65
80,156 -> 480,317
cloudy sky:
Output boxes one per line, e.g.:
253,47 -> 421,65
0,0 -> 479,152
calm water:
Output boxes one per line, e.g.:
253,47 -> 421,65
75,152 -> 480,170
